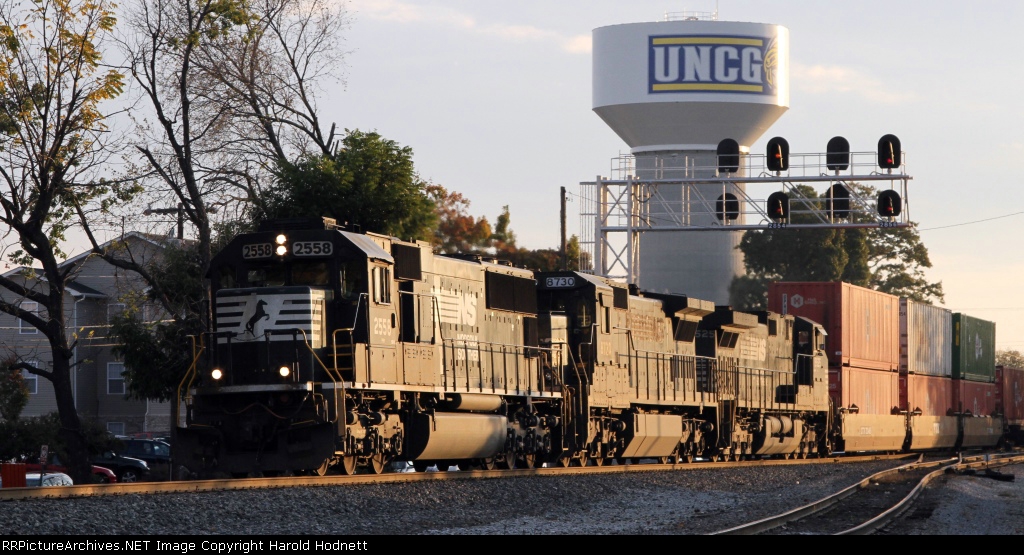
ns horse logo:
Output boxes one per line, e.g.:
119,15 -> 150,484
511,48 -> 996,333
244,299 -> 270,336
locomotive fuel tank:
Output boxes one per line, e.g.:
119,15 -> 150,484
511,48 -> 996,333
405,412 -> 507,460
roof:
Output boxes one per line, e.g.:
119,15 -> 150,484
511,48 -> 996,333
340,231 -> 393,263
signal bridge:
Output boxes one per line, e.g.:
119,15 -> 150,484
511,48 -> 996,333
577,137 -> 912,283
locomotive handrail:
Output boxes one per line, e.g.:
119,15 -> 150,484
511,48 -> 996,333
177,334 -> 206,423
331,292 -> 369,378
292,327 -> 341,424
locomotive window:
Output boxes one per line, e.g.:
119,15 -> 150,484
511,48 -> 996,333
602,306 -> 610,334
768,319 -> 778,336
373,266 -> 392,304
718,330 -> 739,349
247,266 -> 286,287
674,319 -> 698,342
293,261 -> 329,286
577,303 -> 592,328
340,260 -> 364,300
218,266 -> 237,288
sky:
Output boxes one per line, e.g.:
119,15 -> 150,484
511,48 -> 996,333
42,0 -> 1019,352
327,0 -> 1024,351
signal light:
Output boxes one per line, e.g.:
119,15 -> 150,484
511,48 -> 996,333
826,184 -> 851,219
715,193 -> 739,221
766,191 -> 790,222
877,190 -> 902,217
826,136 -> 850,172
878,134 -> 901,169
717,138 -> 740,174
766,137 -> 789,172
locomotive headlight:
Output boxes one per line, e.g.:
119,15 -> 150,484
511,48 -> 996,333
211,368 -> 223,380
278,365 -> 291,378
275,234 -> 287,245
276,245 -> 288,256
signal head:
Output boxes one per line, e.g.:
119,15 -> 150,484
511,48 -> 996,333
766,137 -> 789,173
878,134 -> 902,169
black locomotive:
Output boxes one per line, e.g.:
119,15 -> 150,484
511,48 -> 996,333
173,217 -> 999,477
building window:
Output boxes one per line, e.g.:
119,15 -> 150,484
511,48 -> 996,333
22,367 -> 38,395
107,362 -> 126,395
19,301 -> 38,334
106,422 -> 125,437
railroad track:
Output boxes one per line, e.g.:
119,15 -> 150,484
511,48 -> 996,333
0,453 -> 915,500
710,452 -> 1024,535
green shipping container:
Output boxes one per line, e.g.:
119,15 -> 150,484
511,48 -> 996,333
952,313 -> 996,382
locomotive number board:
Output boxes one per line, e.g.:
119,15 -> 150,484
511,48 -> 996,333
293,241 -> 333,257
545,276 -> 576,288
242,243 -> 273,259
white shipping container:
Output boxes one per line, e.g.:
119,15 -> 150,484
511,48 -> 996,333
900,299 -> 952,377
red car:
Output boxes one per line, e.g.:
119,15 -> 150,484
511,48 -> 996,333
24,454 -> 118,484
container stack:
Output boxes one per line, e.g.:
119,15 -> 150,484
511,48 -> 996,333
952,313 -> 1000,448
900,299 -> 956,449
996,365 -> 1024,445
768,281 -> 903,452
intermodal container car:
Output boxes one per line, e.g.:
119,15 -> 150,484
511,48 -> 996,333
905,373 -> 954,416
900,299 -> 951,377
954,379 -> 998,416
831,365 -> 899,415
952,313 -> 996,382
768,281 -> 899,371
996,366 -> 1024,427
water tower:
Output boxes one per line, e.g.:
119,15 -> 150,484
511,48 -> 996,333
590,14 -> 790,303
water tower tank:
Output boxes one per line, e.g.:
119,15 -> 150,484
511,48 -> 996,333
592,18 -> 790,303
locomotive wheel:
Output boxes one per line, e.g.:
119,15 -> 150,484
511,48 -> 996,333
496,454 -> 516,470
413,461 -> 429,473
556,456 -> 571,467
312,459 -> 330,476
477,458 -> 497,471
518,453 -> 537,469
658,456 -> 669,465
339,455 -> 358,476
682,454 -> 694,463
590,456 -> 604,467
369,454 -> 387,474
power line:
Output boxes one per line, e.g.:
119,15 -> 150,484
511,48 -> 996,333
917,211 -> 1024,231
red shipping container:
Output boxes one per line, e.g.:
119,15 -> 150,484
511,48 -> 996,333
906,373 -> 954,417
996,366 -> 1024,426
769,281 -> 899,371
1,463 -> 27,488
830,366 -> 899,416
954,379 -> 998,417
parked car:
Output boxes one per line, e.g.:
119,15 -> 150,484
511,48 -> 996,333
24,454 -> 118,484
117,439 -> 171,480
26,472 -> 74,487
1,472 -> 74,487
90,451 -> 150,483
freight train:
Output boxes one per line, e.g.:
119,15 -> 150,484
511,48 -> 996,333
173,217 -> 1018,477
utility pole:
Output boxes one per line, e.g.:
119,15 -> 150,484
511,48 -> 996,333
560,186 -> 567,270
144,203 -> 184,239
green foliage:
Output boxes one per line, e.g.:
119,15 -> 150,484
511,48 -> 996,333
108,241 -> 210,402
997,350 -> 1024,369
258,130 -> 438,241
0,412 -> 115,464
730,183 -> 943,311
0,359 -> 29,422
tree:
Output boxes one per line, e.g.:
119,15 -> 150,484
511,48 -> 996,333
0,357 -> 29,422
730,183 -> 943,311
259,130 -> 439,241
429,185 -> 492,253
997,350 -> 1024,369
0,0 -> 124,484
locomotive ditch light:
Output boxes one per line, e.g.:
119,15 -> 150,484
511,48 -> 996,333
279,365 -> 291,378
211,368 -> 223,380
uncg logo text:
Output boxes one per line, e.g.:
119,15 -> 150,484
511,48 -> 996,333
648,35 -> 778,94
